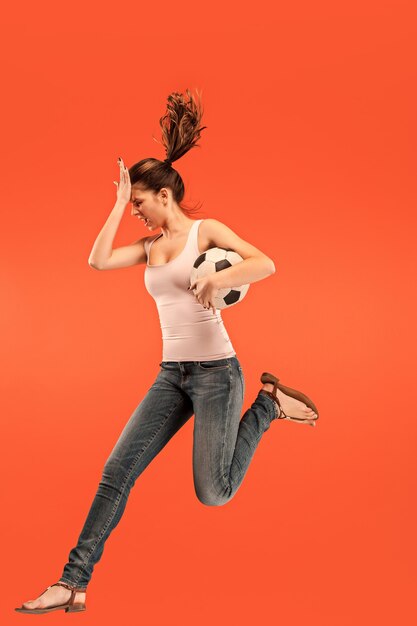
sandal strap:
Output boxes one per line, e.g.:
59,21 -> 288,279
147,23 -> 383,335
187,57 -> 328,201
260,371 -> 319,423
50,581 -> 87,602
260,389 -> 314,423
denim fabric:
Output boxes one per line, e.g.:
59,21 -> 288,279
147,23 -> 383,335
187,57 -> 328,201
58,355 -> 278,589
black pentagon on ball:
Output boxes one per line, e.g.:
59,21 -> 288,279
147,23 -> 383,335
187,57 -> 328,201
215,259 -> 232,271
224,290 -> 241,305
193,253 -> 207,269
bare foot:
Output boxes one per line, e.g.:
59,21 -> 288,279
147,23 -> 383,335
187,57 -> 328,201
21,584 -> 86,610
262,383 -> 318,423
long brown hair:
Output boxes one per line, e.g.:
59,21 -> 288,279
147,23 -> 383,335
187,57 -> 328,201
128,88 -> 207,218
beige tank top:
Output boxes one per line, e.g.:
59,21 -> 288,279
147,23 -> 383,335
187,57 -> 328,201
143,219 -> 236,361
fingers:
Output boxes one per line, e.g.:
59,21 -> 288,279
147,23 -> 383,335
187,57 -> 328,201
118,157 -> 128,184
118,157 -> 124,184
187,283 -> 215,313
114,158 -> 132,202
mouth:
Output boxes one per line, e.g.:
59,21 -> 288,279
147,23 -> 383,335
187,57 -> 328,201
135,215 -> 151,226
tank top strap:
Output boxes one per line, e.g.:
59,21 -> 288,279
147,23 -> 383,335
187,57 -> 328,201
143,237 -> 150,256
189,219 -> 204,255
144,233 -> 162,261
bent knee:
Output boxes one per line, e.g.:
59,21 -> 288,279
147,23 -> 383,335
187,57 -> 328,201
195,487 -> 232,507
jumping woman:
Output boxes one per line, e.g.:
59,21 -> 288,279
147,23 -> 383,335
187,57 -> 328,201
16,89 -> 319,615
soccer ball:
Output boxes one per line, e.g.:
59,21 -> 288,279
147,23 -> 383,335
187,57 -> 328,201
190,247 -> 250,310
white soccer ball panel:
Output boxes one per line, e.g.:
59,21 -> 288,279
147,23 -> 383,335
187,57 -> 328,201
204,248 -> 228,263
190,247 -> 250,310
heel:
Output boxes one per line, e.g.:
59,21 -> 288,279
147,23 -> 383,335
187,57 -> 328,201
261,371 -> 280,386
66,603 -> 86,612
55,581 -> 87,612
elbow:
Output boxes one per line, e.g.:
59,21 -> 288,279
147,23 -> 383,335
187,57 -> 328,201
88,260 -> 101,270
258,256 -> 276,275
267,259 -> 276,274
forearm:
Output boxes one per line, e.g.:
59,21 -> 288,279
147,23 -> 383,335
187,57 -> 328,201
212,256 -> 275,289
88,200 -> 127,267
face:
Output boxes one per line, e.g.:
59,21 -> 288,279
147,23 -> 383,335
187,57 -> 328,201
130,186 -> 168,229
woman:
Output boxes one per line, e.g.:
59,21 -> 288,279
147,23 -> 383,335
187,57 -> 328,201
16,89 -> 319,615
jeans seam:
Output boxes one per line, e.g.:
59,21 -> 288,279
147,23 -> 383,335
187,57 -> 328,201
237,366 -> 244,402
70,400 -> 182,586
220,364 -> 233,491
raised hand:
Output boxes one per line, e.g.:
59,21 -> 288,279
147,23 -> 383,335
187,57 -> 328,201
113,157 -> 132,205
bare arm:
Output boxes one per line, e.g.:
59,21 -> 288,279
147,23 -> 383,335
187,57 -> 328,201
88,157 -> 148,271
88,199 -> 126,268
88,200 -> 148,270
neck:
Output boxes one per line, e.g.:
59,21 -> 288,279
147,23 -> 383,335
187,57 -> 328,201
159,213 -> 195,239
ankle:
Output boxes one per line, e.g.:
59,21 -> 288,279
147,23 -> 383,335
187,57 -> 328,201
56,582 -> 87,594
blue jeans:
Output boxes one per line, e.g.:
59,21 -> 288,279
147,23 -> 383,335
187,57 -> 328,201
58,356 -> 278,590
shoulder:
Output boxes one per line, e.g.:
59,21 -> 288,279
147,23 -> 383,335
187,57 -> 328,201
200,219 -> 274,264
200,219 -> 233,245
142,235 -> 158,252
144,233 -> 161,246
200,218 -> 245,248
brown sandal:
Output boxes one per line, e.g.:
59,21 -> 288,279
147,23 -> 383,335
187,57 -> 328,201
260,371 -> 319,426
15,581 -> 87,614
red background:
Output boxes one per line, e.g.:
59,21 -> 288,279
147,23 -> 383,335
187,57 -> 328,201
2,1 -> 416,624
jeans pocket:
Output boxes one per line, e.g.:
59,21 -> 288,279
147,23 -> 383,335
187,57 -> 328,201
198,359 -> 230,370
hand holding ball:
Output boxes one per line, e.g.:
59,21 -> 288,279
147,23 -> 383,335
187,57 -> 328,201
189,247 -> 250,310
